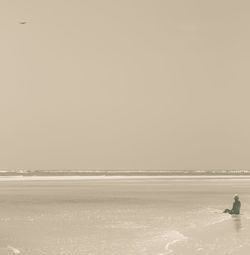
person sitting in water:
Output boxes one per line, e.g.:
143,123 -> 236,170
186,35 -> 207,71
224,194 -> 241,215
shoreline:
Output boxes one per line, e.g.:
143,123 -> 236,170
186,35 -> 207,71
0,175 -> 250,181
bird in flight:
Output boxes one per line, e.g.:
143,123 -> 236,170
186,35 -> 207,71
19,22 -> 27,24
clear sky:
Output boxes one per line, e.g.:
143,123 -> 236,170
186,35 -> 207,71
0,0 -> 250,170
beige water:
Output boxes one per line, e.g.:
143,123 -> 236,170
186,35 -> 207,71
0,178 -> 250,255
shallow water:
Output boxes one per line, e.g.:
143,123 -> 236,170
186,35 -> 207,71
0,178 -> 250,255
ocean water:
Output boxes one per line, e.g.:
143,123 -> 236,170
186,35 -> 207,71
0,178 -> 250,255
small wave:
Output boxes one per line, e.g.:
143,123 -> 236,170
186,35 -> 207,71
162,230 -> 187,254
204,208 -> 231,226
7,246 -> 21,254
207,214 -> 231,226
187,207 -> 231,228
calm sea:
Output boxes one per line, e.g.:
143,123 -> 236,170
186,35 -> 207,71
0,177 -> 250,255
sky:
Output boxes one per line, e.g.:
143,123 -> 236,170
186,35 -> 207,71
0,0 -> 250,170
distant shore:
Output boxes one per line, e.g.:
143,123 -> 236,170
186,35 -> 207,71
0,170 -> 250,181
0,176 -> 250,181
0,170 -> 250,177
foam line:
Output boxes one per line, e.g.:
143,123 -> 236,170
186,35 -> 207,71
7,246 -> 21,254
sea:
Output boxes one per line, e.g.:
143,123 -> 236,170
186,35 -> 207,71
0,170 -> 250,255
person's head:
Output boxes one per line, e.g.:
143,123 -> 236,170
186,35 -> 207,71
234,194 -> 239,201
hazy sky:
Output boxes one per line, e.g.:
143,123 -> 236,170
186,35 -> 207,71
0,0 -> 250,170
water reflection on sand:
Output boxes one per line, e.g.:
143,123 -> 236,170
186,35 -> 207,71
232,215 -> 242,232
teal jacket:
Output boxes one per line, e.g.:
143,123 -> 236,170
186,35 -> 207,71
231,200 -> 241,214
